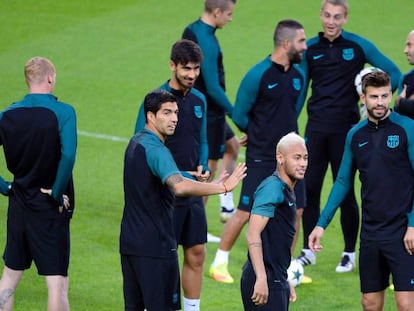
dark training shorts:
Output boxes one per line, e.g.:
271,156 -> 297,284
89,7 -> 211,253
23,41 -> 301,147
241,261 -> 290,311
174,196 -> 207,247
238,163 -> 306,212
4,201 -> 70,276
359,238 -> 414,292
207,115 -> 226,160
121,255 -> 181,311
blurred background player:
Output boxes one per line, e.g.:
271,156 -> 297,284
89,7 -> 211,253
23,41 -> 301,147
135,39 -> 210,311
241,132 -> 308,311
297,0 -> 401,273
182,0 -> 239,224
209,19 -> 308,284
395,29 -> 414,119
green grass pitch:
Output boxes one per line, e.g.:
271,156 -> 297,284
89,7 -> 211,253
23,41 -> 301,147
0,0 -> 412,309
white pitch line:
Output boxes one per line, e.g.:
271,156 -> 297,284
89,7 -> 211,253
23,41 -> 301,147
77,129 -> 246,159
78,130 -> 129,143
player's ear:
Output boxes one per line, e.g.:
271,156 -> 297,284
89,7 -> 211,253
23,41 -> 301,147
169,60 -> 176,72
360,93 -> 366,105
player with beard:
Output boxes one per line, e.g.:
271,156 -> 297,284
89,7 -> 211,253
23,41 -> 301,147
135,39 -> 210,311
209,19 -> 308,284
309,71 -> 414,311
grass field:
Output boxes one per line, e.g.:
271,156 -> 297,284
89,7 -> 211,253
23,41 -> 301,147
0,0 -> 412,310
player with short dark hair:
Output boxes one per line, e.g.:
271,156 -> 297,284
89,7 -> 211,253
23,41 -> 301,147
297,0 -> 401,273
241,132 -> 308,311
309,71 -> 414,311
121,89 -> 246,311
135,39 -> 210,311
209,19 -> 308,284
0,56 -> 76,311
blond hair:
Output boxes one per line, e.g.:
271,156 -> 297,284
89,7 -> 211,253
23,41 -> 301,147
24,57 -> 55,86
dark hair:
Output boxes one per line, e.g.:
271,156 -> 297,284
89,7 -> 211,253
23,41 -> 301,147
273,19 -> 304,47
361,71 -> 390,94
143,89 -> 177,121
170,39 -> 203,65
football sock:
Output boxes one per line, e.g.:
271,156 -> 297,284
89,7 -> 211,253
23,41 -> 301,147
219,191 -> 234,210
343,251 -> 355,263
212,249 -> 230,266
302,248 -> 316,260
183,298 -> 200,311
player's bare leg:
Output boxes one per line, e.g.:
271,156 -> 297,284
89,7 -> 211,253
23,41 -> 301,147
45,275 -> 69,311
182,244 -> 206,311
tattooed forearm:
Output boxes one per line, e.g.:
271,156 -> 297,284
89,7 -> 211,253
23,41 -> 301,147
166,174 -> 184,187
248,242 -> 262,248
0,288 -> 13,308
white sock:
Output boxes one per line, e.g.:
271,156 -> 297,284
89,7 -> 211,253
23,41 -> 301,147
302,248 -> 316,260
212,249 -> 230,267
343,251 -> 355,263
183,298 -> 200,311
219,191 -> 234,210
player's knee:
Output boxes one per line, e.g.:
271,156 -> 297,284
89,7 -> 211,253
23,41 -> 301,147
361,294 -> 383,311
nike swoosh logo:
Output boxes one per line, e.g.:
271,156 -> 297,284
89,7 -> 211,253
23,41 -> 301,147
358,142 -> 368,148
288,202 -> 294,207
313,54 -> 324,60
268,83 -> 279,89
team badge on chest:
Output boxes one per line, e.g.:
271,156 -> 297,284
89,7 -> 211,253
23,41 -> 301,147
387,135 -> 399,148
342,48 -> 354,61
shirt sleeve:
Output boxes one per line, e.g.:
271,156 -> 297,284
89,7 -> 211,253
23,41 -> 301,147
317,129 -> 356,228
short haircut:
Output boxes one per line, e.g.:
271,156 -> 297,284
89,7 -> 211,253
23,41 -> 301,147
276,132 -> 306,155
204,0 -> 236,13
321,0 -> 349,14
361,71 -> 391,94
170,39 -> 203,65
24,57 -> 55,86
273,19 -> 304,47
143,89 -> 177,122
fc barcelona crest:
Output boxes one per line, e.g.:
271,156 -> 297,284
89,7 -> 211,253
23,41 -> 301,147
387,135 -> 399,148
194,106 -> 202,118
342,48 -> 354,61
292,78 -> 301,91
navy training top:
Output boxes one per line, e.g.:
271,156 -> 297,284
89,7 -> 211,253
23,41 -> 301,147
0,93 -> 76,217
318,112 -> 414,241
248,173 -> 297,281
299,30 -> 401,133
395,69 -> 414,119
182,18 -> 233,118
232,56 -> 306,163
120,128 -> 181,257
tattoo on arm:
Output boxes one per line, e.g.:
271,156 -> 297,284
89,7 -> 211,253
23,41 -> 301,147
248,242 -> 262,248
166,174 -> 184,187
0,288 -> 13,308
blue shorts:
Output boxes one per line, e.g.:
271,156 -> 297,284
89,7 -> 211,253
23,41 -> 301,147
4,200 -> 70,276
359,238 -> 414,292
241,261 -> 290,311
237,162 -> 306,212
174,196 -> 207,247
121,255 -> 181,310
